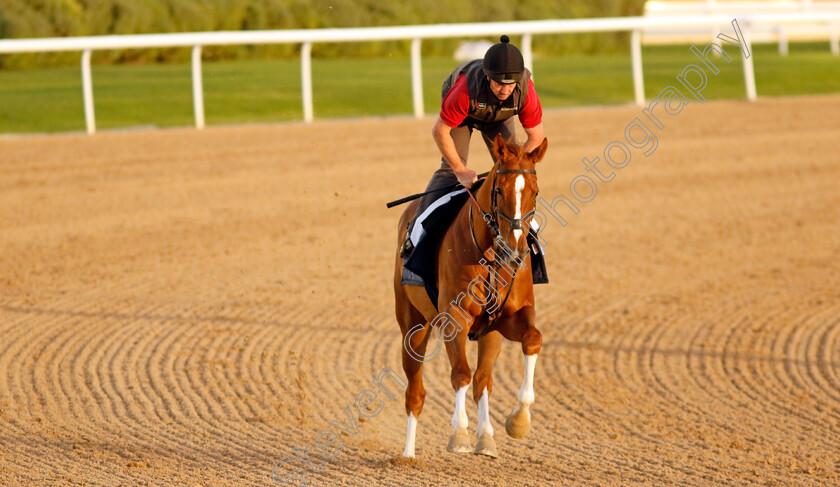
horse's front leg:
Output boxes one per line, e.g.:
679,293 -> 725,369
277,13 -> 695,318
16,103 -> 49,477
497,306 -> 541,439
472,329 -> 502,457
506,351 -> 538,438
443,318 -> 474,454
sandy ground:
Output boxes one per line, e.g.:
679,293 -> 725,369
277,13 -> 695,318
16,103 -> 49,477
1,94 -> 839,486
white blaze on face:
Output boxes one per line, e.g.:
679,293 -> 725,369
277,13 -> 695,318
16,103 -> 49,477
513,175 -> 525,243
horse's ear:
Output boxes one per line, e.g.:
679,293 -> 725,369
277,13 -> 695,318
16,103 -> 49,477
493,133 -> 511,161
527,138 -> 548,164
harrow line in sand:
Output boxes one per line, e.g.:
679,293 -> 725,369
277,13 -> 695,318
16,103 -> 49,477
153,320 -> 272,469
104,309 -> 235,477
798,312 -> 840,419
816,316 -> 840,401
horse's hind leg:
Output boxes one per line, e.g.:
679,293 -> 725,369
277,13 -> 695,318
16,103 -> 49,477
472,330 -> 503,457
399,310 -> 432,458
496,306 -> 542,439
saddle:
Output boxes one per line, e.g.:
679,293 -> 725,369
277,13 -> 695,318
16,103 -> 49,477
402,182 -> 547,309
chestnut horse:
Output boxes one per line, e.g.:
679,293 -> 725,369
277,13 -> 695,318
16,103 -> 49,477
393,134 -> 548,458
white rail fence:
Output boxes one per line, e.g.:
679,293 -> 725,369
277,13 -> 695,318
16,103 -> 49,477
646,0 -> 840,15
1,12 -> 839,134
644,1 -> 840,54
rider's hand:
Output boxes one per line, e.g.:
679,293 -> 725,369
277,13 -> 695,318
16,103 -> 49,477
454,167 -> 478,189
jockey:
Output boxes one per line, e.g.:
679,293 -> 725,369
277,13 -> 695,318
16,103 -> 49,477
402,35 -> 545,258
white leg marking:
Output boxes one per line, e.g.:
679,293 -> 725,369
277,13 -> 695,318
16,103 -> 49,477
519,354 -> 537,405
451,385 -> 469,432
513,175 -> 525,243
403,412 -> 417,458
514,354 -> 538,417
476,387 -> 494,437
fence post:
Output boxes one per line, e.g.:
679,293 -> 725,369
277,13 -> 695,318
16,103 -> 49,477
522,33 -> 533,75
191,45 -> 205,129
742,28 -> 757,101
777,27 -> 788,56
301,41 -> 314,123
631,29 -> 645,107
831,23 -> 839,56
81,49 -> 96,135
411,38 -> 423,118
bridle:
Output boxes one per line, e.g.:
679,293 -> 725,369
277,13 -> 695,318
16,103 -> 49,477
466,168 -> 536,244
466,166 -> 537,336
492,168 -> 537,235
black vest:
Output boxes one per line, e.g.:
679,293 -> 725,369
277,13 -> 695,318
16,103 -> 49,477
441,59 -> 531,125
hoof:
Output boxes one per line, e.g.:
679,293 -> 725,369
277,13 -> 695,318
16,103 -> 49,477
473,432 -> 498,458
446,427 -> 472,453
505,406 -> 531,439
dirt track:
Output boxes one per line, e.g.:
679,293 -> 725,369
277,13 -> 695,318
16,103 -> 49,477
1,95 -> 839,486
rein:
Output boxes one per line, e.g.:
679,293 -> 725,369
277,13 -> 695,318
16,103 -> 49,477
466,167 -> 537,336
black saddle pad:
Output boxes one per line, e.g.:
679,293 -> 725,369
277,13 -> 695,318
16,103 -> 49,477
404,181 -> 484,308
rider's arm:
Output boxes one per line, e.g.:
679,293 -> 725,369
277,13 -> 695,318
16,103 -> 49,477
522,123 -> 545,154
433,118 -> 477,188
435,75 -> 478,188
432,117 -> 465,173
519,79 -> 545,154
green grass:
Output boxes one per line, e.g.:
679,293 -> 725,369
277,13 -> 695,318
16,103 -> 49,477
0,42 -> 837,133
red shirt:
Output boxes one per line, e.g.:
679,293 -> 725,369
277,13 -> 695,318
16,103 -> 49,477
440,74 -> 542,129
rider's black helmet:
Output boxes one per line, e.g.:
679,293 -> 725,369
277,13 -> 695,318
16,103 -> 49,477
482,35 -> 525,84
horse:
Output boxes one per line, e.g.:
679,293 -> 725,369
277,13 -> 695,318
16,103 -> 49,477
393,133 -> 548,458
